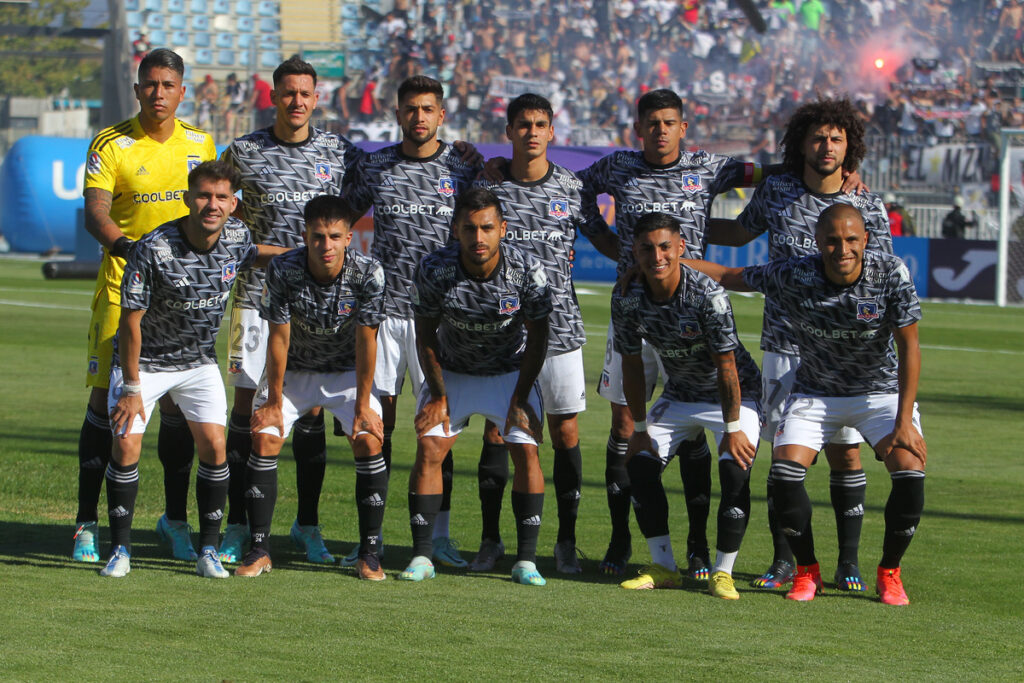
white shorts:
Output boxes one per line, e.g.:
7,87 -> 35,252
538,348 -> 586,415
375,316 -> 424,397
108,364 -> 227,436
762,351 -> 862,445
773,393 -> 923,454
226,306 -> 267,390
416,369 -> 543,445
598,319 -> 660,405
647,397 -> 762,465
253,369 -> 383,439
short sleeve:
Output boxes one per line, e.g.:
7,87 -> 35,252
120,241 -> 152,311
708,156 -> 762,195
520,257 -> 553,321
341,156 -> 373,214
610,291 -> 642,356
260,256 -> 291,325
412,256 -> 443,319
885,258 -> 922,329
699,284 -> 740,354
83,138 -> 119,195
356,260 -> 387,327
736,182 -> 769,237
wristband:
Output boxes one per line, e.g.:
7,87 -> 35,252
111,236 -> 135,259
122,381 -> 142,396
724,420 -> 742,434
633,420 -> 647,433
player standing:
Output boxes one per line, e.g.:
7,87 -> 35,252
614,213 -> 762,599
237,196 -> 387,580
76,49 -> 217,564
400,188 -> 551,586
219,56 -> 364,565
343,75 -> 481,568
706,98 -> 891,592
578,88 -> 765,578
100,161 -> 284,578
468,93 -> 619,573
692,204 -> 926,605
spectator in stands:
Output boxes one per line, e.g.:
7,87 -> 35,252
941,196 -> 977,239
131,33 -> 151,67
884,193 -> 917,237
249,73 -> 274,129
223,73 -> 247,141
195,74 -> 219,133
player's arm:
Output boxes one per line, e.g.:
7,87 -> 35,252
621,351 -> 655,460
414,315 -> 449,437
452,140 -> 483,166
353,324 -> 384,445
251,321 -> 289,437
875,322 -> 927,465
505,316 -> 548,443
83,188 -> 134,257
109,308 -> 146,437
706,217 -> 755,247
253,245 -> 290,268
681,259 -> 752,292
712,349 -> 755,470
587,228 -> 621,261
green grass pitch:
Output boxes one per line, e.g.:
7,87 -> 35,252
0,257 -> 1022,680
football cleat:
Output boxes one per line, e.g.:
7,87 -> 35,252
876,566 -> 910,606
72,522 -> 100,563
217,523 -> 249,564
196,546 -> 230,579
235,548 -> 272,577
99,545 -> 131,578
553,540 -> 583,574
290,520 -> 334,564
431,536 -> 468,568
511,560 -> 546,586
356,553 -> 386,582
468,538 -> 505,572
340,545 -> 359,567
599,540 -> 632,576
834,562 -> 868,592
156,514 -> 197,561
620,563 -> 682,590
686,552 -> 711,581
785,563 -> 824,602
708,571 -> 740,600
751,559 -> 796,589
398,556 -> 436,582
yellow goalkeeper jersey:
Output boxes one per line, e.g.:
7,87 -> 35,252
84,115 -> 217,299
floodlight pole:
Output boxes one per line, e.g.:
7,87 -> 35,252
996,129 -> 1023,308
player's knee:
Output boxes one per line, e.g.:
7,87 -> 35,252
626,451 -> 662,488
825,443 -> 862,470
482,420 -> 503,442
352,433 -> 378,458
251,433 -> 284,458
883,446 -> 926,473
548,414 -> 578,449
609,405 -> 632,440
508,446 -> 540,472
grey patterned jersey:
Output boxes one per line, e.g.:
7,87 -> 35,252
260,247 -> 386,373
612,266 -> 762,405
221,127 -> 363,308
344,142 -> 480,319
118,217 -> 257,372
742,251 -> 922,397
475,163 -> 611,354
737,173 -> 893,355
579,149 -> 760,272
412,241 -> 553,376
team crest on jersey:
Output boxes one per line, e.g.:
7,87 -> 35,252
228,360 -> 243,374
127,271 -> 144,294
498,294 -> 520,315
549,199 -> 569,219
437,177 -> 455,196
87,152 -> 102,175
681,174 -> 702,192
222,261 -> 238,283
679,322 -> 701,339
187,155 -> 202,172
856,299 -> 879,321
88,355 -> 99,375
315,160 -> 331,181
337,298 -> 355,316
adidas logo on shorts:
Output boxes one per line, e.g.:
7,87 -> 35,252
521,515 -> 542,526
109,505 -> 130,518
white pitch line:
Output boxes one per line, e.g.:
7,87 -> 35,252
0,299 -> 89,312
0,286 -> 91,296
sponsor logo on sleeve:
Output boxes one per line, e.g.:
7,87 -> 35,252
127,271 -> 144,294
87,152 -> 102,175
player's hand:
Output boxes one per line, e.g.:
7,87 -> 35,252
840,170 -> 868,195
453,140 -> 484,166
415,396 -> 450,438
505,398 -> 544,444
719,430 -> 756,470
481,156 -> 508,182
625,430 -> 655,461
110,394 -> 144,439
875,422 -> 927,466
353,406 -> 385,447
251,402 -> 284,438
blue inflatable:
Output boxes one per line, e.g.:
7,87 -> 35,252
0,136 -> 90,253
